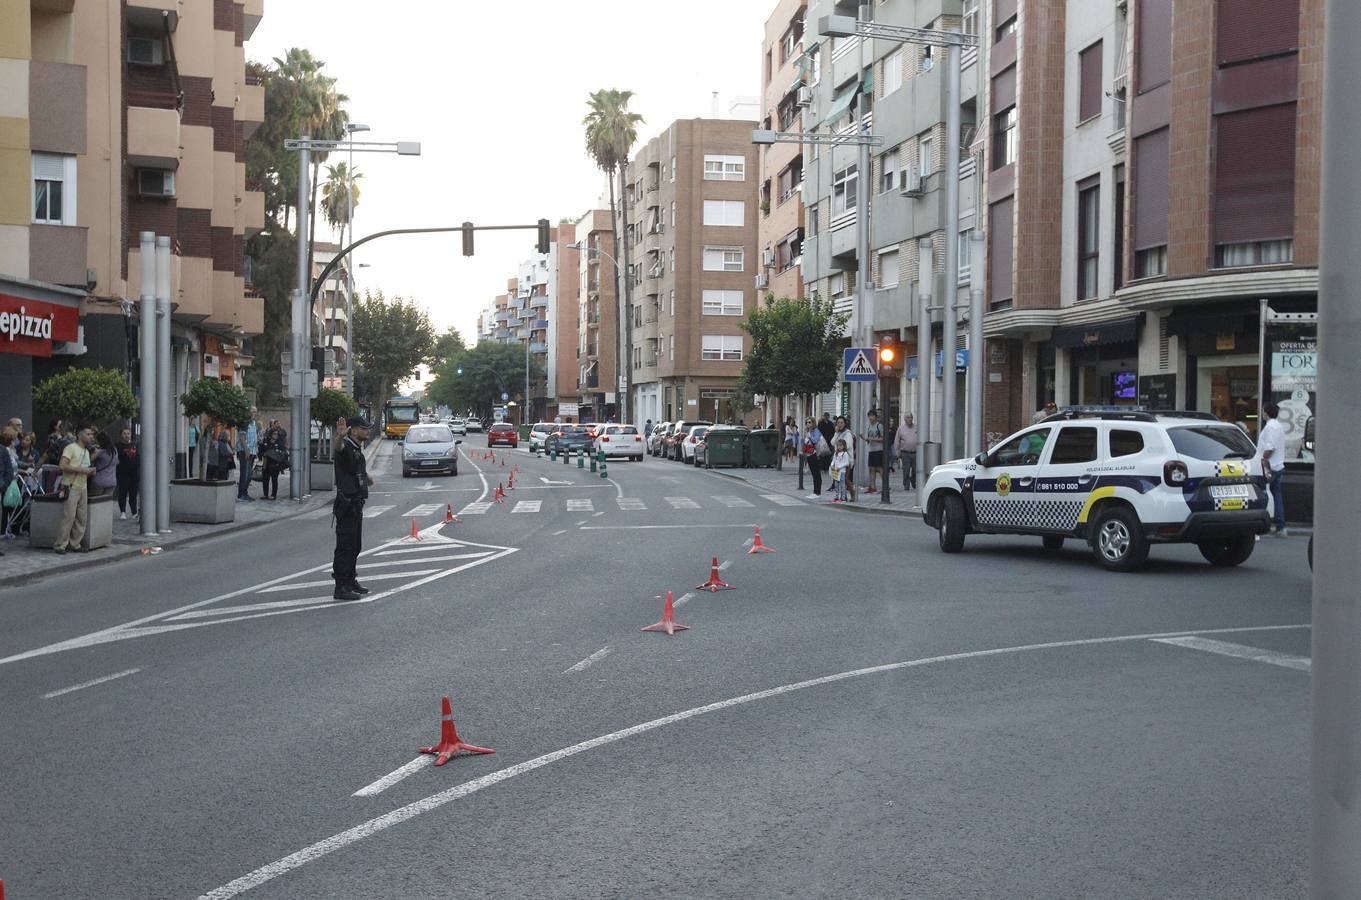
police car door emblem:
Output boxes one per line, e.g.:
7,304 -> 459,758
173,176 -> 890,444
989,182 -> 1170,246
996,473 -> 1011,497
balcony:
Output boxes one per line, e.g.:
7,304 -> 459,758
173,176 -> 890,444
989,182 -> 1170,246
28,62 -> 86,156
238,293 -> 264,336
532,319 -> 549,329
240,189 -> 264,237
127,104 -> 179,169
238,81 -> 264,139
529,342 -> 548,354
243,0 -> 263,39
28,224 -> 88,287
126,0 -> 178,31
495,309 -> 514,323
205,270 -> 237,329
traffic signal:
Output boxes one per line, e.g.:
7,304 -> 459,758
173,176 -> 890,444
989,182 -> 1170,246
456,365 -> 463,376
461,221 -> 474,257
878,333 -> 898,379
536,218 -> 551,254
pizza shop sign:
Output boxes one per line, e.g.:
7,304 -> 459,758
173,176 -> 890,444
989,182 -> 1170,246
0,294 -> 79,357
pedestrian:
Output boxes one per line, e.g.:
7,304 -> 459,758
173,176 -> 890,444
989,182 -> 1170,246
331,415 -> 373,601
1258,401 -> 1287,536
0,426 -> 17,545
18,430 -> 38,471
830,439 -> 852,503
783,417 -> 797,460
831,416 -> 856,500
259,422 -> 288,500
800,417 -> 828,499
864,409 -> 884,493
1032,400 -> 1058,424
42,417 -> 69,466
89,431 -> 117,499
644,419 -> 653,440
895,413 -> 920,490
817,412 -> 835,446
236,408 -> 258,502
53,425 -> 95,553
187,418 -> 199,476
213,425 -> 235,482
115,426 -> 138,519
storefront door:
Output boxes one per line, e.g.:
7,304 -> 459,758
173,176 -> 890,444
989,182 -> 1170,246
1197,354 -> 1259,439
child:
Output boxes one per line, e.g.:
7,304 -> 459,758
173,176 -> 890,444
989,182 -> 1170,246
830,439 -> 852,502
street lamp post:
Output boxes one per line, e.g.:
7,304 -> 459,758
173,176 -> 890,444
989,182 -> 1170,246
341,123 -> 369,397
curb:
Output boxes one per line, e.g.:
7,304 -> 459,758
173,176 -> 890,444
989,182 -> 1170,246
708,468 -> 923,519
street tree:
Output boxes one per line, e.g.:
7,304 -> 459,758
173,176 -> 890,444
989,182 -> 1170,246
427,341 -> 545,421
33,367 -> 137,430
427,327 -> 466,370
350,289 -> 435,403
181,378 -> 252,480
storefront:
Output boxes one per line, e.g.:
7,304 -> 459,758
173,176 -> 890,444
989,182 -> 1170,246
1051,316 -> 1141,408
0,279 -> 85,429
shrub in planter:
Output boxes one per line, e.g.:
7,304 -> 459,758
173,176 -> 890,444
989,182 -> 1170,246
33,367 -> 137,431
310,387 -> 358,461
180,377 -> 251,482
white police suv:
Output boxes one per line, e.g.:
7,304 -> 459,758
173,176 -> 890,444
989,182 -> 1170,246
922,410 -> 1272,571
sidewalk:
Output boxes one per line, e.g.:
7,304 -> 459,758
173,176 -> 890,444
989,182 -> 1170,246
709,458 -> 924,518
0,439 -> 386,587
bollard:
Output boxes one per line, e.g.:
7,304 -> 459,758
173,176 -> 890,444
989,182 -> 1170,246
563,447 -> 571,465
590,453 -> 598,473
577,449 -> 585,469
550,445 -> 557,461
600,453 -> 608,479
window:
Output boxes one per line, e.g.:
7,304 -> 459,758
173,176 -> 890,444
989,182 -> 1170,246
1050,427 -> 1099,464
958,229 -> 972,283
670,249 -> 676,271
918,135 -> 934,175
1113,165 -> 1126,290
920,44 -> 934,72
1138,0 -> 1172,92
670,290 -> 676,315
1109,429 -> 1144,458
807,203 -> 819,237
32,153 -> 75,225
829,271 -> 846,298
702,335 -> 743,361
879,149 -> 898,193
671,200 -> 676,226
703,289 -> 744,316
883,49 -> 904,96
670,334 -> 674,360
1132,128 -> 1169,275
1213,103 -> 1297,257
878,248 -> 900,288
671,156 -> 677,183
776,229 -> 802,270
1078,41 -> 1103,123
990,197 -> 1015,307
996,16 -> 1017,41
963,0 -> 980,37
832,164 -> 858,215
777,158 -> 802,203
1077,179 -> 1100,300
991,106 -> 1017,169
809,46 -> 821,85
1136,245 -> 1167,278
703,247 -> 744,272
991,428 -> 1050,466
1215,240 -> 1294,268
703,155 -> 745,181
1167,424 -> 1256,461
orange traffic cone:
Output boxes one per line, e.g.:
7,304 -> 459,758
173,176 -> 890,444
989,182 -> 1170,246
507,472 -> 515,490
696,556 -> 733,592
642,590 -> 689,636
405,518 -> 423,541
418,695 -> 495,766
494,483 -> 506,503
444,503 -> 460,524
748,526 -> 776,554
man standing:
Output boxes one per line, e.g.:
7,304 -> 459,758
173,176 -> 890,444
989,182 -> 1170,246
895,413 -> 920,490
644,419 -> 653,441
332,415 -> 373,600
236,409 -> 258,502
54,426 -> 95,553
1258,402 -> 1287,536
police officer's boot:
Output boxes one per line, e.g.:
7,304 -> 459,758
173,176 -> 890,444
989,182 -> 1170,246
348,579 -> 371,595
333,580 -> 362,601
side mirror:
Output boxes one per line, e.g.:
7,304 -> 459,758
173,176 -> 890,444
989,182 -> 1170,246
974,453 -> 989,467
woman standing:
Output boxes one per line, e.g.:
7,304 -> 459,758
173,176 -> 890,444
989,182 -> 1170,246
0,426 -> 17,543
89,431 -> 117,499
18,431 -> 39,471
800,417 -> 827,499
259,421 -> 288,500
114,426 -> 139,520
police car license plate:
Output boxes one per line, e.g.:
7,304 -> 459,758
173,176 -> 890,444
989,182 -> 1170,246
1210,485 -> 1252,499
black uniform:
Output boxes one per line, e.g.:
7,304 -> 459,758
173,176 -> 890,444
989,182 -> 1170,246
332,435 -> 369,588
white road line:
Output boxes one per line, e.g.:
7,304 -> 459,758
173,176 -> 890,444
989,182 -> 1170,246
666,497 -> 700,509
592,511 -> 606,517
616,498 -> 646,511
551,529 -> 567,536
713,495 -> 754,508
672,591 -> 697,608
169,596 -> 336,621
352,756 -> 428,798
565,499 -> 594,512
605,476 -> 624,500
459,502 -> 493,516
375,544 -> 488,557
359,553 -> 492,568
760,493 -> 804,507
402,504 -> 443,518
42,667 -> 142,699
256,569 -> 441,594
198,621 -> 1310,900
580,523 -> 759,531
361,505 -> 394,519
717,559 -> 732,572
1150,636 -> 1311,672
511,500 -> 542,514
563,646 -> 613,674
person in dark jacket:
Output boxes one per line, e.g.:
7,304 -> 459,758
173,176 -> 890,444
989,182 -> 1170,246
114,426 -> 139,519
331,416 -> 373,601
89,431 -> 117,499
258,422 -> 288,500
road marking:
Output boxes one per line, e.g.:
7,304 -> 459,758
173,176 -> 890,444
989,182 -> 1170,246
256,569 -> 441,593
539,477 -> 572,485
418,481 -> 436,491
616,498 -> 646,511
375,544 -> 488,557
606,476 -> 624,500
713,495 -> 754,508
511,500 -> 542,514
563,646 -> 612,674
459,502 -> 493,516
366,488 -> 479,496
169,596 -> 337,620
666,497 -> 700,509
760,493 -> 804,507
353,756 -> 427,798
565,499 -> 594,512
672,591 -> 697,608
1150,636 -> 1311,672
42,667 -> 142,699
402,504 -> 443,518
360,553 -> 493,568
592,511 -> 606,517
551,529 -> 567,536
300,507 -> 334,520
361,505 -> 394,519
580,523 -> 759,531
198,622 -> 1310,900
717,559 -> 732,572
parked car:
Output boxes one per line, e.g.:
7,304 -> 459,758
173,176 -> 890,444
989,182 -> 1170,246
488,421 -> 518,448
528,422 -> 558,452
401,424 -> 461,477
447,418 -> 467,436
595,424 -> 646,461
546,424 -> 594,455
679,425 -> 709,464
649,423 -> 673,457
667,421 -> 712,460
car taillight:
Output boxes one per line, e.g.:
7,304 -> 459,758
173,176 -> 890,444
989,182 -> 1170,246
602,436 -> 610,442
1163,460 -> 1189,487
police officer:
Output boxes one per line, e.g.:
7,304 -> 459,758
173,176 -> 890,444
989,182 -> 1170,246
332,415 -> 374,601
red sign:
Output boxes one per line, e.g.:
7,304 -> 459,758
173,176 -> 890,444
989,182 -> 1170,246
0,294 -> 80,358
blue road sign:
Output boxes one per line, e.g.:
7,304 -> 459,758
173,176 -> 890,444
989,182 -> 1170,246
843,347 -> 878,382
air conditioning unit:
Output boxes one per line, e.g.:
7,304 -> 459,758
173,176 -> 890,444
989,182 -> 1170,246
137,168 -> 176,198
649,265 -> 664,278
650,222 -> 664,235
762,248 -> 776,267
899,166 -> 925,198
755,273 -> 770,289
127,36 -> 164,66
796,85 -> 813,107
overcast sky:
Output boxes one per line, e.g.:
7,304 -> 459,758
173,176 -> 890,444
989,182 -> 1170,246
249,0 -> 767,350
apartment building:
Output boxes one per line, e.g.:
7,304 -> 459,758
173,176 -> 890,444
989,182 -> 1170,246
311,241 -> 350,390
758,0 -> 808,304
622,118 -> 760,425
572,208 -> 619,422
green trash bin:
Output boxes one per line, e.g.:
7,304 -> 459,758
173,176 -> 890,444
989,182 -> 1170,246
703,427 -> 749,469
747,428 -> 781,468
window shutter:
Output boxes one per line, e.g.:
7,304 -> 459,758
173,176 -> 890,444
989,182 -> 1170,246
989,197 -> 1014,303
1132,128 -> 1170,251
994,0 -> 1017,25
1079,41 -> 1103,122
32,153 -> 65,181
1217,0 -> 1300,65
992,65 -> 1016,111
1137,0 -> 1173,92
1213,103 -> 1297,244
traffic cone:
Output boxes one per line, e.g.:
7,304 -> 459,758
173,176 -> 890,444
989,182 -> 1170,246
696,556 -> 733,592
494,483 -> 506,503
507,472 -> 515,489
748,526 -> 776,554
404,518 -> 422,541
444,503 -> 460,524
641,590 -> 689,636
418,695 -> 495,766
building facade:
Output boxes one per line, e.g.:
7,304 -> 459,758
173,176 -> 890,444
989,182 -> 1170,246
759,0 -> 808,305
572,208 -> 618,422
311,241 -> 349,391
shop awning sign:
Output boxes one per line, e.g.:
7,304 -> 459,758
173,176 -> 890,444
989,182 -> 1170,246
0,294 -> 79,358
1271,341 -> 1317,392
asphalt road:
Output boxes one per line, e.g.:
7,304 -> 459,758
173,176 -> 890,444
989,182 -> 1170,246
0,439 -> 1313,899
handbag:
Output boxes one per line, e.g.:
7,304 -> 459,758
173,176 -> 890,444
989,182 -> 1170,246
2,478 -> 19,509
264,447 -> 288,464
252,460 -> 266,483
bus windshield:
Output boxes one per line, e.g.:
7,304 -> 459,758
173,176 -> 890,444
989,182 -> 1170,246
386,405 -> 420,424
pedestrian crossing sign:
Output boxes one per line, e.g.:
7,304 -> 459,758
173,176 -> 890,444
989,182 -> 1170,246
843,347 -> 878,382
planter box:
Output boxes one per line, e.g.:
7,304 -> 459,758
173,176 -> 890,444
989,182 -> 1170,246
309,459 -> 334,492
170,478 -> 237,524
28,491 -> 114,550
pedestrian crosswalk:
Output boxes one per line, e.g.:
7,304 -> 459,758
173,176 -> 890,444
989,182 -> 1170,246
565,499 -> 594,512
362,505 -> 395,519
665,497 -> 701,509
300,493 -> 810,522
616,498 -> 646,511
511,500 -> 542,514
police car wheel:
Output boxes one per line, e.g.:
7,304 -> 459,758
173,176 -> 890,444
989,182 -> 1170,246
1092,507 -> 1149,571
938,494 -> 966,553
1197,535 -> 1255,567
1041,535 -> 1064,550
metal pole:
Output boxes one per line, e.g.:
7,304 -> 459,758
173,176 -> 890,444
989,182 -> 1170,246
941,36 -> 962,461
850,1 -> 872,497
916,237 -> 933,511
292,140 -> 311,500
618,168 -> 634,423
1313,0 -> 1361,892
137,231 -> 157,537
967,228 -> 986,455
346,140 -> 356,396
155,236 -> 172,533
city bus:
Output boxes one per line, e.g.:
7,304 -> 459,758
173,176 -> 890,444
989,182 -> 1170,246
383,396 -> 421,439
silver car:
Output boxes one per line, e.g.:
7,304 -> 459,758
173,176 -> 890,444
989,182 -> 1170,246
401,424 -> 462,477
447,418 -> 467,436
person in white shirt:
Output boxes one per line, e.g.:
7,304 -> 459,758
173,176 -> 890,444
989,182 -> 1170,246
1257,402 -> 1287,536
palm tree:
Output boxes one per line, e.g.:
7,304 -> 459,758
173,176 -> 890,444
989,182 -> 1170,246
583,89 -> 643,420
321,162 -> 362,356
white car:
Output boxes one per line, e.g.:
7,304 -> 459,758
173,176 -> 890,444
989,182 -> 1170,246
528,422 -> 558,451
594,423 -> 646,461
678,425 -> 709,463
921,409 -> 1272,571
446,418 -> 467,436
464,419 -> 483,433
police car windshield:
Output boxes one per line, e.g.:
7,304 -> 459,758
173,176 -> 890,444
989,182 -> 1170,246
1168,424 -> 1255,461
406,427 -> 452,443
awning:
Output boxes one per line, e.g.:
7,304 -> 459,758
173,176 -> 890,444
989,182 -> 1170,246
1050,316 -> 1140,349
821,84 -> 859,128
1164,303 -> 1251,336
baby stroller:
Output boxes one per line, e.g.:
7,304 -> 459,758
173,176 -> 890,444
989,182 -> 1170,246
3,466 -> 49,539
